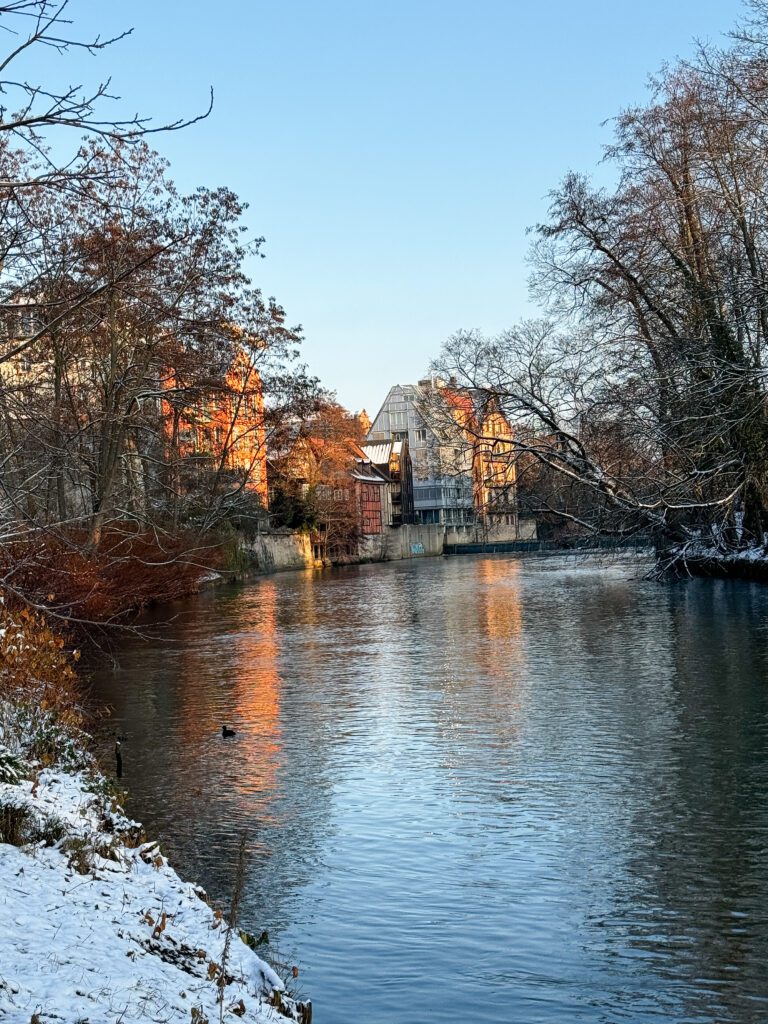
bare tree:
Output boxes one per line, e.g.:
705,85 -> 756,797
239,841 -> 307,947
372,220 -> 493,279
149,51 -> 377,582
0,1 -> 211,181
434,19 -> 768,563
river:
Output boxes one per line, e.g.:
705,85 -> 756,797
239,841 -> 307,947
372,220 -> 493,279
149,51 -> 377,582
87,553 -> 768,1023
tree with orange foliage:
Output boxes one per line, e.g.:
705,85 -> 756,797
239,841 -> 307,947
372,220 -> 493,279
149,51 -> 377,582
269,399 -> 370,558
0,138 -> 317,624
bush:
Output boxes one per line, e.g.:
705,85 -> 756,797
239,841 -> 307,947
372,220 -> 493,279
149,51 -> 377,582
0,603 -> 90,770
0,527 -> 224,629
0,803 -> 30,845
0,743 -> 24,783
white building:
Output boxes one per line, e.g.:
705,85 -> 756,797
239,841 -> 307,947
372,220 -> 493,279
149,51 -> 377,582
366,382 -> 475,526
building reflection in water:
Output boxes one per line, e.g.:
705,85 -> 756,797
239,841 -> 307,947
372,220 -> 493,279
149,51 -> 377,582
85,557 -> 768,1024
229,579 -> 282,805
394,557 -> 528,801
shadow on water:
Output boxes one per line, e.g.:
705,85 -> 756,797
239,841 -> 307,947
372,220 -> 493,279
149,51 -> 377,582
87,554 -> 768,1023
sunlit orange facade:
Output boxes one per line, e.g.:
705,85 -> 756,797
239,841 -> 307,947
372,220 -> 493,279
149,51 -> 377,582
473,407 -> 517,520
163,348 -> 268,504
440,388 -> 517,521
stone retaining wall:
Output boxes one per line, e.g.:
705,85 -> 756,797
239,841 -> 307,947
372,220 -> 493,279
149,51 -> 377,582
244,518 -> 539,572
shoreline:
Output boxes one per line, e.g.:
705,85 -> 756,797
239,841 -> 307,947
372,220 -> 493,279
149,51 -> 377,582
0,765 -> 313,1019
0,718 -> 312,1023
659,542 -> 768,583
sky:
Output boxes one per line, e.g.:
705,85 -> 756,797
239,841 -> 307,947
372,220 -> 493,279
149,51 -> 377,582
23,0 -> 745,416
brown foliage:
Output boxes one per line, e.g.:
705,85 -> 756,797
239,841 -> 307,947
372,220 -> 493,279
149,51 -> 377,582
1,528 -> 223,630
0,602 -> 83,744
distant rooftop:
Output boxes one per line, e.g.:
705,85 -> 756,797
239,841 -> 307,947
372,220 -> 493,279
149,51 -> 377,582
362,441 -> 395,465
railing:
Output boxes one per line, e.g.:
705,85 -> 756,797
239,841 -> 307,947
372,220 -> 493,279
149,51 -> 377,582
443,536 -> 653,556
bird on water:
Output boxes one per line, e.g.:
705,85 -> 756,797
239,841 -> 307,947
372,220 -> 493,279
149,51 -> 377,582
222,725 -> 236,738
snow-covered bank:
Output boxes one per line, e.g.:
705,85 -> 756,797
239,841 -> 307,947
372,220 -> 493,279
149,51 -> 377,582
0,598 -> 312,1023
0,760 -> 311,1023
666,542 -> 768,581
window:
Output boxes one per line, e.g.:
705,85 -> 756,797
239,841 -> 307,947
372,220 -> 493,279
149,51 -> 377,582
18,312 -> 37,338
419,509 -> 440,524
392,431 -> 408,442
416,428 -> 428,442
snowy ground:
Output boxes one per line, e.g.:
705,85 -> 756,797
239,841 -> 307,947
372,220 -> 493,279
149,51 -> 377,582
0,767 -> 309,1024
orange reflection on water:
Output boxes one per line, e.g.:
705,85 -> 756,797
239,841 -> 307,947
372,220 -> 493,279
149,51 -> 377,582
230,579 -> 283,803
434,558 -> 527,785
475,557 -> 525,678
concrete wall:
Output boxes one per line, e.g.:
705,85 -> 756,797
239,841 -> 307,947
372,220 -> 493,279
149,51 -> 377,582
390,523 -> 445,559
359,518 -> 541,563
246,531 -> 313,572
244,516 -> 539,573
358,532 -> 394,562
517,519 -> 538,542
444,517 -> 538,547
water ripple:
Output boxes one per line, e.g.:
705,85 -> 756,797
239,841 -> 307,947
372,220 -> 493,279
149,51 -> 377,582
88,555 -> 768,1023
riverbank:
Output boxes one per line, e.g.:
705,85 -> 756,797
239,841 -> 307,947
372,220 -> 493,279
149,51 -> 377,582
0,606 -> 311,1024
664,542 -> 768,581
243,520 -> 539,573
83,551 -> 768,1023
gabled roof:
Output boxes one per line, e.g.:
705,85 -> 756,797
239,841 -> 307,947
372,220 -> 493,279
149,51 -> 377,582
344,438 -> 371,461
362,442 -> 394,465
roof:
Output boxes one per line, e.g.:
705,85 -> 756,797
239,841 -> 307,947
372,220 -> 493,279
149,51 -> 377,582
351,472 -> 387,484
344,438 -> 371,460
362,442 -> 393,465
440,388 -> 474,417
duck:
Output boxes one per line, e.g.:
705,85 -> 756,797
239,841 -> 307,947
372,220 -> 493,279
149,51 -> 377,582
222,725 -> 236,738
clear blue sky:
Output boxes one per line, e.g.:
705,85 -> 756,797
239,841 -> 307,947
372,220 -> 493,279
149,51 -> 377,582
29,0 -> 744,415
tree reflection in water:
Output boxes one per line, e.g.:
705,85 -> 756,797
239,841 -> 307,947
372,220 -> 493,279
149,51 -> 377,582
87,556 -> 768,1024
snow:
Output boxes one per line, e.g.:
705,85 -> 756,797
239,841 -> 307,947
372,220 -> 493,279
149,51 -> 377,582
678,541 -> 768,565
197,571 -> 224,585
0,768 -> 308,1024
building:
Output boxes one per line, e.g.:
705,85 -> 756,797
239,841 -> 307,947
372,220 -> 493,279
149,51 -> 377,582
367,379 -> 521,528
269,433 -> 389,561
163,347 -> 268,506
360,439 -> 414,526
472,398 -> 518,529
0,294 -> 272,542
366,382 -> 473,525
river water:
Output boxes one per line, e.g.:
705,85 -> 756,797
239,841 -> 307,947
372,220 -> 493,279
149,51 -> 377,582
87,553 -> 768,1023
